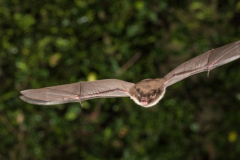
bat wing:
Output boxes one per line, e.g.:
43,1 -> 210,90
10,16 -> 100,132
163,41 -> 240,88
20,79 -> 135,105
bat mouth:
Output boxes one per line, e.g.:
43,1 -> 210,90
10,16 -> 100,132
141,97 -> 149,105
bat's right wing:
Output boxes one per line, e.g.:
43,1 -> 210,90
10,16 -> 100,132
20,79 -> 135,105
163,41 -> 240,88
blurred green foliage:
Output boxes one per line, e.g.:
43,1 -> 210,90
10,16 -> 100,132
0,0 -> 240,159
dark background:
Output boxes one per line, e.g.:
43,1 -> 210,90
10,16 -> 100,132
0,0 -> 240,159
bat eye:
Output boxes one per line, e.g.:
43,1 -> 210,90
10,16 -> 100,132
151,91 -> 156,98
136,91 -> 140,97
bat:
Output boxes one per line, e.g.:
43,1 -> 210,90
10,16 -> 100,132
20,41 -> 240,107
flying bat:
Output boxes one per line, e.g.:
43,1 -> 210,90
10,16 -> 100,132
20,41 -> 240,107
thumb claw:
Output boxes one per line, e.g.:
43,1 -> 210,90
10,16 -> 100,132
78,99 -> 84,107
207,70 -> 210,77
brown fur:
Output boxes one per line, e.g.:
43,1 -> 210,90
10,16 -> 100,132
129,78 -> 165,106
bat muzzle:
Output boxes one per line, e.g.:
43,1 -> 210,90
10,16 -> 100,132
141,97 -> 149,105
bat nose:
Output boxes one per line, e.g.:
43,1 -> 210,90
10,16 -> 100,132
141,97 -> 149,105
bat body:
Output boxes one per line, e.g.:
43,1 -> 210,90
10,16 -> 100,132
20,41 -> 240,107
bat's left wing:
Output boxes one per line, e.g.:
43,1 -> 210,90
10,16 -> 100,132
20,79 -> 135,105
163,41 -> 240,88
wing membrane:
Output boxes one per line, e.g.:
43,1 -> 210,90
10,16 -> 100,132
20,79 -> 134,105
163,41 -> 240,87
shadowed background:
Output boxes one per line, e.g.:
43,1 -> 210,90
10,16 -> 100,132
0,0 -> 240,159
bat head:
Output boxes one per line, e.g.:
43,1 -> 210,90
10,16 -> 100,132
129,79 -> 166,107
